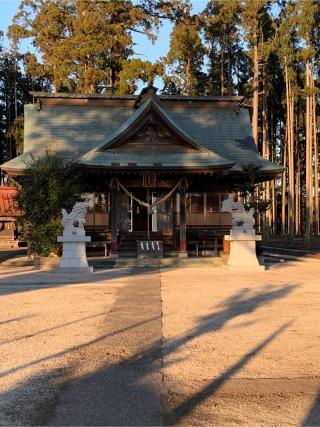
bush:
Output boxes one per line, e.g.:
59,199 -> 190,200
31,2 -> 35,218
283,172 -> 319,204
33,220 -> 63,256
16,152 -> 84,256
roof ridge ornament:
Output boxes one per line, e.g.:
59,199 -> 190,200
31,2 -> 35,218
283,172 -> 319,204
137,82 -> 159,107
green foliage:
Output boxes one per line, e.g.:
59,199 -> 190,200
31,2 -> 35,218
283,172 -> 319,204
163,15 -> 205,95
0,33 -> 46,164
202,0 -> 242,95
118,59 -> 163,94
16,152 -> 84,256
7,116 -> 24,155
240,164 -> 270,214
33,219 -> 63,257
8,0 -> 175,93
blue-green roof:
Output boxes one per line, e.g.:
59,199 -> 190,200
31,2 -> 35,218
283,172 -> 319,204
1,93 -> 284,175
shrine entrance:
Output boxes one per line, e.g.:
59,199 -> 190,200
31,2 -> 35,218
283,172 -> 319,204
131,189 -> 148,232
118,186 -> 175,237
131,191 -> 174,235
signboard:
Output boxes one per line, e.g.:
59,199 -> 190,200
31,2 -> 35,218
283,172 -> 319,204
137,240 -> 163,259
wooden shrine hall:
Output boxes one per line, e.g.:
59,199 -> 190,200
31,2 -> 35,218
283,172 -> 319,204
1,85 -> 283,258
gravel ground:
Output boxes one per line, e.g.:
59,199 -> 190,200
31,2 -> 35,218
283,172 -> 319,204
0,261 -> 320,426
160,262 -> 320,426
0,268 -> 126,425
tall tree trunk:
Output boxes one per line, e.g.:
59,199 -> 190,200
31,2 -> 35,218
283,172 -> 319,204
295,156 -> 301,235
252,25 -> 259,146
281,140 -> 287,235
186,58 -> 192,96
262,69 -> 269,237
220,49 -> 224,96
210,40 -> 215,95
305,61 -> 313,245
227,49 -> 233,95
270,110 -> 277,234
284,59 -> 295,240
271,180 -> 276,234
312,70 -> 319,235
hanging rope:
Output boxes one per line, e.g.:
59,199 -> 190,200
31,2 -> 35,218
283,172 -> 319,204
113,177 -> 184,209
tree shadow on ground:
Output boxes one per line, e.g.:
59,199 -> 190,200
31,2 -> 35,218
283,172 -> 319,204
0,323 -> 292,426
0,275 -> 298,426
302,391 -> 320,426
0,314 -> 35,326
0,313 -> 160,347
164,322 -> 292,425
0,266 -> 160,297
165,283 -> 297,354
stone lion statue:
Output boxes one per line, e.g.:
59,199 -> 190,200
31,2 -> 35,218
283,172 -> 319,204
221,194 -> 255,231
62,202 -> 88,232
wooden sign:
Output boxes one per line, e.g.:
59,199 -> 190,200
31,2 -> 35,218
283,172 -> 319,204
137,240 -> 163,258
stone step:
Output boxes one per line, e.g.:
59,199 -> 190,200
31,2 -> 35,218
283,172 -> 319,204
89,256 -> 226,269
260,251 -> 320,263
260,245 -> 320,257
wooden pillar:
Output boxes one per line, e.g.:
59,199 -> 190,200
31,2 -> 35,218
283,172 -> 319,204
179,179 -> 188,258
110,178 -> 119,259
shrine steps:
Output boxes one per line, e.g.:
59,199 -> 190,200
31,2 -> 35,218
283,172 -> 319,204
88,255 -> 226,269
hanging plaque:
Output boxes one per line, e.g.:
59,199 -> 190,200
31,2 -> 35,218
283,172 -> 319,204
143,171 -> 156,187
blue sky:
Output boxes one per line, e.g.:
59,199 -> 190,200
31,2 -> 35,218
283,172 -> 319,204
0,0 -> 208,89
0,0 -> 208,58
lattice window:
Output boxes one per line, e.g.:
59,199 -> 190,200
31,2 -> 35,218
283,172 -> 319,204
143,171 -> 156,187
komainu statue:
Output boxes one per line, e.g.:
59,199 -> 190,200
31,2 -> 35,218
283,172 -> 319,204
221,194 -> 255,231
62,202 -> 88,233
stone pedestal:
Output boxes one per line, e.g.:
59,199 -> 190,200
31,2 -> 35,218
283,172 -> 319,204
56,229 -> 93,273
178,251 -> 188,259
224,229 -> 264,271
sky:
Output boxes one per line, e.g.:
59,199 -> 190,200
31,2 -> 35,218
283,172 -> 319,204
0,0 -> 208,89
0,0 -> 208,57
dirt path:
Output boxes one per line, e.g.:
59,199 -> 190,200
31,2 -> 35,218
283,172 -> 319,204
48,268 -> 163,426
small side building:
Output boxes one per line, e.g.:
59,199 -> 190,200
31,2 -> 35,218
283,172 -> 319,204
0,86 -> 283,257
0,186 -> 20,242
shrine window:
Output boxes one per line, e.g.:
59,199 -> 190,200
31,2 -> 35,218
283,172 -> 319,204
83,192 -> 109,228
190,193 -> 204,213
94,193 -> 108,212
206,194 -> 220,212
84,193 -> 94,213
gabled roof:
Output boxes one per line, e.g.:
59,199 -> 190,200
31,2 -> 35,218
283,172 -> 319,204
1,88 -> 284,177
78,98 -> 235,170
93,98 -> 207,152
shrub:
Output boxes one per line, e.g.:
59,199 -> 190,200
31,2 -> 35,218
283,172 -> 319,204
16,152 -> 84,256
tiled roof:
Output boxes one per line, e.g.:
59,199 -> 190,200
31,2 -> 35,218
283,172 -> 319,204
0,92 -> 284,175
30,91 -> 138,99
87,99 -> 213,153
163,107 -> 283,173
29,91 -> 243,102
0,186 -> 20,217
80,151 -> 234,169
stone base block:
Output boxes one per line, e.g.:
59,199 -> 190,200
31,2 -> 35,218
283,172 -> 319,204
178,251 -> 188,259
54,266 -> 93,274
225,265 -> 265,272
38,256 -> 61,271
224,232 -> 264,270
110,252 -> 119,259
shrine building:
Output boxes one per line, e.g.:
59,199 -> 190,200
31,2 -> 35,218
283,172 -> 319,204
1,86 -> 283,258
